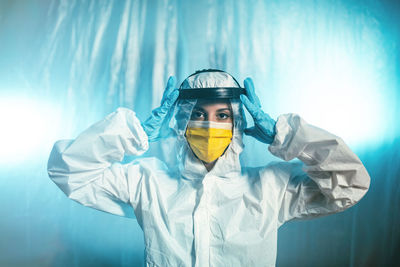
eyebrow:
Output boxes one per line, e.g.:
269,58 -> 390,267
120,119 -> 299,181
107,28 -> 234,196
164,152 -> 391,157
216,108 -> 231,112
192,107 -> 232,113
193,107 -> 232,112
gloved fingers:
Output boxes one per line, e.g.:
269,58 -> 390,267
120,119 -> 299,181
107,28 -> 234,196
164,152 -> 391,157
161,76 -> 177,100
159,76 -> 179,113
159,89 -> 179,114
244,78 -> 261,108
240,94 -> 261,119
166,89 -> 180,107
142,76 -> 179,142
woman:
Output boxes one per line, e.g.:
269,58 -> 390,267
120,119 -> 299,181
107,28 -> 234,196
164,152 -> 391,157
48,69 -> 370,266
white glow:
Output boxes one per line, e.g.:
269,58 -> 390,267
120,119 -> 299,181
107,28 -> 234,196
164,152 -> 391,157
273,53 -> 386,147
0,96 -> 61,164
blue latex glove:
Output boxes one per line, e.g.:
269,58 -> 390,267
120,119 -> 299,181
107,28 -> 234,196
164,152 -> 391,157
142,76 -> 179,142
240,78 -> 277,144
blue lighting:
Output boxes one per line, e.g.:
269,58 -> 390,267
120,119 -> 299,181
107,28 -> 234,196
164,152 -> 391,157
0,0 -> 399,266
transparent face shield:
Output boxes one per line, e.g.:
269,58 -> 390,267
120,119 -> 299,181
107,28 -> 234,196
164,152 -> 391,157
170,95 -> 246,155
172,93 -> 245,137
174,69 -> 246,137
168,69 -> 247,169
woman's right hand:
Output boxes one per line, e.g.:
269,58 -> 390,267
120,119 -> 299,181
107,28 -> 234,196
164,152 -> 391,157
141,76 -> 179,142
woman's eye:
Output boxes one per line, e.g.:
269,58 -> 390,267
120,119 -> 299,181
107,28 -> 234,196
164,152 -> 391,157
191,111 -> 205,120
217,113 -> 230,120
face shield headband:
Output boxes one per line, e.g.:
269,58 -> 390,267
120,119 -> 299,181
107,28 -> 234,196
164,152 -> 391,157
178,69 -> 247,100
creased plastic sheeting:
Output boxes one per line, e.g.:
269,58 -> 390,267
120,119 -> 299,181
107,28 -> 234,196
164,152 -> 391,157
0,0 -> 400,266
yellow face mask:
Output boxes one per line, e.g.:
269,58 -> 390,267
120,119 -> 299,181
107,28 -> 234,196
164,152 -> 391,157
185,120 -> 233,163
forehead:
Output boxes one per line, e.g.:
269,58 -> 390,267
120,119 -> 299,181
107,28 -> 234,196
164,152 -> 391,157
193,99 -> 231,110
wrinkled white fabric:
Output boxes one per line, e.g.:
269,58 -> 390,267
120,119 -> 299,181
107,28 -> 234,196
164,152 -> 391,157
48,105 -> 370,266
180,70 -> 240,89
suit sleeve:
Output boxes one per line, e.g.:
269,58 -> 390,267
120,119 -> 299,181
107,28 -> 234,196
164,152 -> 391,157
47,107 -> 149,218
268,114 -> 370,225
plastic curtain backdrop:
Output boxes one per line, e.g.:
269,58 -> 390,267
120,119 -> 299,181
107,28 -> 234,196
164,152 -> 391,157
0,0 -> 399,266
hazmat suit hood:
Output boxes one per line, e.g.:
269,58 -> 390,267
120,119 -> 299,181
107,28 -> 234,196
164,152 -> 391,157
170,70 -> 246,179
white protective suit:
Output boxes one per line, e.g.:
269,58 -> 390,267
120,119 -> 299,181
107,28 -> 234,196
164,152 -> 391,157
48,72 -> 370,267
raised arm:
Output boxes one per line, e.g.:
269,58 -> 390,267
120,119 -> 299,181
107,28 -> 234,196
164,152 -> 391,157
240,78 -> 370,224
269,114 -> 370,224
48,77 -> 179,218
47,108 -> 149,217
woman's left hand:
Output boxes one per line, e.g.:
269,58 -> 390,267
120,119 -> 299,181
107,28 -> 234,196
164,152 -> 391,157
240,78 -> 277,144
